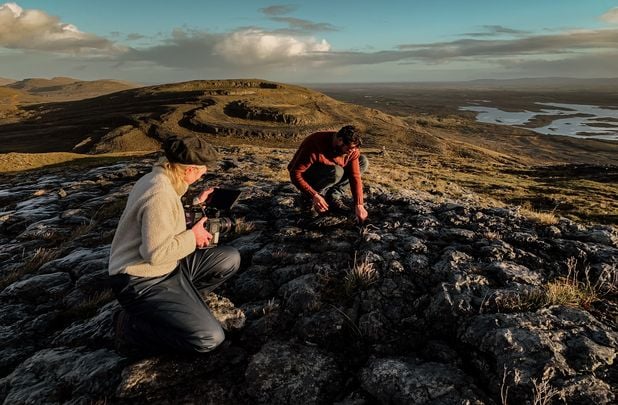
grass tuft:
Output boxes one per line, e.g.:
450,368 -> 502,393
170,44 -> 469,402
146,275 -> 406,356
262,297 -> 279,315
93,197 -> 128,221
486,258 -> 615,314
531,367 -> 562,405
519,203 -> 559,225
60,289 -> 115,322
544,257 -> 600,309
344,252 -> 378,294
0,248 -> 62,290
234,217 -> 256,234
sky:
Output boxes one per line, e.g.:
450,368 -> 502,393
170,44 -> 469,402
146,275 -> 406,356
1,1 -> 618,84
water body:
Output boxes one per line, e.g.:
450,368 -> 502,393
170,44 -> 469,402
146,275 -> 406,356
460,103 -> 618,141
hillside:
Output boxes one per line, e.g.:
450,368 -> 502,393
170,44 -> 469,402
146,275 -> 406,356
0,149 -> 616,404
0,77 -> 15,86
0,77 -> 140,119
0,78 -> 616,224
0,79 -> 420,154
0,78 -> 616,403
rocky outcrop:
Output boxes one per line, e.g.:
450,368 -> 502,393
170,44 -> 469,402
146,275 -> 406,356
0,148 -> 616,404
224,100 -> 322,125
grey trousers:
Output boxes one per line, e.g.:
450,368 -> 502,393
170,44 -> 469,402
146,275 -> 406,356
111,246 -> 240,353
302,155 -> 369,199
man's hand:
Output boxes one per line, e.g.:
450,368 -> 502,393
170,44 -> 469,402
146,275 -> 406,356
312,193 -> 329,213
191,217 -> 213,248
194,187 -> 215,205
355,204 -> 368,223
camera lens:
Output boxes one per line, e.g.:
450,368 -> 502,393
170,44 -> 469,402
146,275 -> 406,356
219,217 -> 233,234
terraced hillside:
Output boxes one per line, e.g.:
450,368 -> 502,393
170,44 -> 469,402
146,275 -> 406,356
0,79 -> 415,154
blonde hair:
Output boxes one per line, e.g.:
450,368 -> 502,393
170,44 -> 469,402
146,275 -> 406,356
155,157 -> 191,195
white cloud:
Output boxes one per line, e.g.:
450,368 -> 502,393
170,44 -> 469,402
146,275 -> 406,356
395,28 -> 618,62
0,2 -> 119,53
120,28 -> 331,76
601,7 -> 618,23
213,29 -> 330,65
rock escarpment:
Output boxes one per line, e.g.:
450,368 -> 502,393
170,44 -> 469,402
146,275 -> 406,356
0,149 -> 616,404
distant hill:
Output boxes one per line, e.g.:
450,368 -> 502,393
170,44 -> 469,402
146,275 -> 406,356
310,77 -> 618,92
7,76 -> 81,90
3,76 -> 141,103
454,77 -> 618,91
0,79 -> 421,155
0,77 -> 15,86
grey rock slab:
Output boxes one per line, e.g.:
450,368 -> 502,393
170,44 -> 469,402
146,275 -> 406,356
232,265 -> 276,301
559,374 -> 615,405
51,301 -> 117,347
15,216 -> 72,241
459,306 -> 616,402
401,236 -> 428,253
360,357 -> 486,405
39,246 -> 110,278
278,274 -> 321,314
440,227 -> 477,242
245,341 -> 341,405
484,261 -> 543,286
0,347 -> 124,404
0,272 -> 72,303
271,263 -> 315,286
296,308 -> 346,345
228,232 -> 264,257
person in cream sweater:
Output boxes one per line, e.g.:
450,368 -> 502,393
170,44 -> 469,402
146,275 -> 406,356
108,135 -> 240,354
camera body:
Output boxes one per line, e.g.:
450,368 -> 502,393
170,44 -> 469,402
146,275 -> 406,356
185,205 -> 235,247
184,187 -> 241,247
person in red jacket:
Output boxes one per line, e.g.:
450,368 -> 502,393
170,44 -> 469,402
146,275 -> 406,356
288,125 -> 369,223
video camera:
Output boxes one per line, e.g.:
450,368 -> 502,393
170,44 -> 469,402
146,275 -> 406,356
185,188 -> 241,247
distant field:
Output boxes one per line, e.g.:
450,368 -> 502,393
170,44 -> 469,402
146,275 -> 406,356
310,83 -> 618,117
310,84 -> 618,166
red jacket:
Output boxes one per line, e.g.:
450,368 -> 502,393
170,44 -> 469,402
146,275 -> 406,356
288,131 -> 364,205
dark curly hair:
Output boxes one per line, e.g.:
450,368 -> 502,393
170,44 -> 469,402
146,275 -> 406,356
336,125 -> 363,147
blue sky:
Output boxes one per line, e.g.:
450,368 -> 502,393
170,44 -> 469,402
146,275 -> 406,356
1,1 -> 618,83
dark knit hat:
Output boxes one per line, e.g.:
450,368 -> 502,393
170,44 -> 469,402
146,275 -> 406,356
163,135 -> 218,166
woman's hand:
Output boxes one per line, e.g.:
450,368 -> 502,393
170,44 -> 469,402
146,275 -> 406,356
191,217 -> 213,248
194,187 -> 215,205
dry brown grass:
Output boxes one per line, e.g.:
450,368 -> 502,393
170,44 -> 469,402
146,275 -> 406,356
344,252 -> 379,294
487,257 -> 614,314
544,257 -> 606,309
93,197 -> 129,221
362,147 -> 617,224
501,366 -> 562,405
531,368 -> 562,405
480,289 -> 546,314
233,217 -> 256,234
56,289 -> 115,325
74,289 -> 115,314
0,248 -> 62,290
519,205 -> 559,225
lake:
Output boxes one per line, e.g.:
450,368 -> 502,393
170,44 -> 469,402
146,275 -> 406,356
460,102 -> 618,141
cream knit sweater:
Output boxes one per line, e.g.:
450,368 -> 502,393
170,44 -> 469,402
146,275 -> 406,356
108,166 -> 196,277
